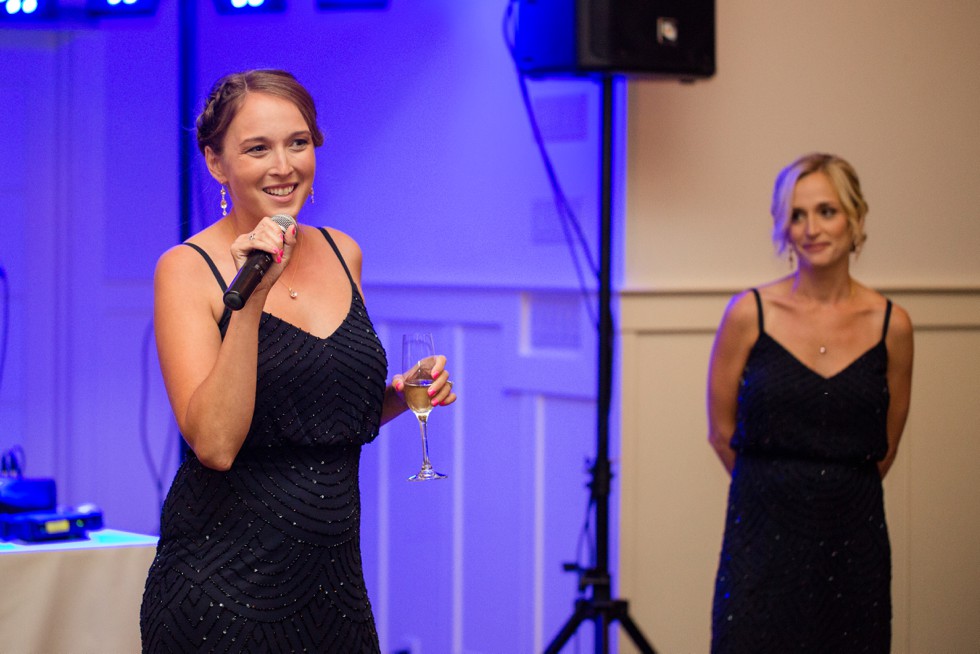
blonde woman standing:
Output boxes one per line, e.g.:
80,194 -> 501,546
707,153 -> 913,653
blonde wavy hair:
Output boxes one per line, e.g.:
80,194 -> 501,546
770,153 -> 869,258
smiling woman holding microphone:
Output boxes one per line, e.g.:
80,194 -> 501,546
139,69 -> 456,653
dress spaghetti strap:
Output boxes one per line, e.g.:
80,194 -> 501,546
183,243 -> 228,291
183,242 -> 232,337
750,288 -> 765,333
317,227 -> 359,294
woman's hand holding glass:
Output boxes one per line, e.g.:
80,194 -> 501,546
395,333 -> 457,481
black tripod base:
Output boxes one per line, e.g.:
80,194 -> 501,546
544,597 -> 657,654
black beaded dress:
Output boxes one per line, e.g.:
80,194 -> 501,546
711,289 -> 893,654
141,228 -> 387,653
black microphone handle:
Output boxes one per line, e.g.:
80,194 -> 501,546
223,250 -> 274,311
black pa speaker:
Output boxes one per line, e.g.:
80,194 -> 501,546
514,0 -> 715,80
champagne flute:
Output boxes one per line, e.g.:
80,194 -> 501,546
402,333 -> 447,481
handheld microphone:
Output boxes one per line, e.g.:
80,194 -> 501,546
223,214 -> 296,311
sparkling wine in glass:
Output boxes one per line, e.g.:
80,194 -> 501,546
402,333 -> 447,481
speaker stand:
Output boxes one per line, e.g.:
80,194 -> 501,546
543,75 -> 656,654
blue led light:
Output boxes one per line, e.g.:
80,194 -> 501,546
212,0 -> 285,14
1,0 -> 55,20
86,0 -> 159,16
5,0 -> 38,15
316,0 -> 388,8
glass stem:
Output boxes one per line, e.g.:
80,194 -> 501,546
417,415 -> 433,470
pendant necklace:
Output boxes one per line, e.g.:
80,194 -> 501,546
819,345 -> 827,355
283,237 -> 299,299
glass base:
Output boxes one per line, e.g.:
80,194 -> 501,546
409,467 -> 448,482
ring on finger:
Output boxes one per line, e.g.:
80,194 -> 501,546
249,233 -> 256,241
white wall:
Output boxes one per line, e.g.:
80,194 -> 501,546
624,0 -> 980,292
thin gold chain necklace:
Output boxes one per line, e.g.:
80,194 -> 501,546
282,234 -> 300,299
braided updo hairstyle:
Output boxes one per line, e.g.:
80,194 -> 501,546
196,69 -> 325,156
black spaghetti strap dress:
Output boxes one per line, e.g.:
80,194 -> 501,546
711,289 -> 893,653
141,228 -> 387,653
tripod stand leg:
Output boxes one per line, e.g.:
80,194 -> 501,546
543,600 -> 591,654
615,607 -> 657,654
596,610 -> 611,654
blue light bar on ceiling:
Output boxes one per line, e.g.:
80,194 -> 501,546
212,0 -> 286,14
316,0 -> 388,9
1,0 -> 58,21
86,0 -> 160,16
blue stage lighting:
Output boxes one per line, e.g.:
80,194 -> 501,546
316,0 -> 388,9
1,0 -> 57,21
86,0 -> 160,17
212,0 -> 286,15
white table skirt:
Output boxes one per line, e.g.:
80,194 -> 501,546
0,529 -> 158,653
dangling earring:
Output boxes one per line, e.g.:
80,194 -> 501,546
220,186 -> 228,217
788,249 -> 796,268
309,187 -> 315,204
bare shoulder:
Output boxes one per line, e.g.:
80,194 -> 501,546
891,301 -> 912,330
858,284 -> 912,331
319,226 -> 365,283
156,220 -> 230,282
755,276 -> 796,306
881,298 -> 914,382
886,298 -> 914,342
320,227 -> 362,258
720,287 -> 761,332
155,241 -> 201,282
873,286 -> 912,332
709,288 -> 762,384
853,285 -> 913,354
154,242 -> 222,315
712,288 -> 763,358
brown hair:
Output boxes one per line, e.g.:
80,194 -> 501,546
196,69 -> 325,156
770,152 -> 869,257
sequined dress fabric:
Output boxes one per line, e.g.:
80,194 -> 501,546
141,229 -> 387,653
711,289 -> 892,653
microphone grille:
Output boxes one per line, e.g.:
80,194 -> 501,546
270,214 -> 296,232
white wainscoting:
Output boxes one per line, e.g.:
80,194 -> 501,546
361,283 -> 603,653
